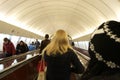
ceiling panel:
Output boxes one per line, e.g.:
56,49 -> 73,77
0,0 -> 120,41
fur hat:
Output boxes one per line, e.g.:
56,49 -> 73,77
89,20 -> 120,69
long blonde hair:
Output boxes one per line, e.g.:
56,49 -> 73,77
43,29 -> 74,55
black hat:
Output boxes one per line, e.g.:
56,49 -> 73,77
89,20 -> 120,69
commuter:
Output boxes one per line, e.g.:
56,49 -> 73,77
40,34 -> 50,53
16,41 -> 29,54
3,38 -> 16,57
35,39 -> 40,49
81,20 -> 120,80
42,29 -> 84,80
28,42 -> 36,51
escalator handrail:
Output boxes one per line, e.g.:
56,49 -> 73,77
75,50 -> 90,62
0,49 -> 39,64
0,51 -> 41,79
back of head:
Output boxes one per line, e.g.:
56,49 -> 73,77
89,20 -> 120,68
45,34 -> 49,39
53,29 -> 68,45
44,29 -> 73,55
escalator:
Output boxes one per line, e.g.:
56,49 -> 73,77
0,49 -> 90,80
76,50 -> 90,68
0,50 -> 40,80
70,50 -> 90,80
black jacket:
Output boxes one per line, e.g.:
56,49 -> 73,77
16,44 -> 28,54
40,39 -> 50,53
44,49 -> 84,80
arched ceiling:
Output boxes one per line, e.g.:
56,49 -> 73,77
0,0 -> 120,41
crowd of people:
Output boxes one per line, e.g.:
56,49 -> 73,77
2,20 -> 120,80
2,38 -> 43,58
39,20 -> 120,80
2,34 -> 51,58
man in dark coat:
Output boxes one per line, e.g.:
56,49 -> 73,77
40,34 -> 50,53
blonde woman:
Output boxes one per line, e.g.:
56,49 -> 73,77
43,29 -> 84,80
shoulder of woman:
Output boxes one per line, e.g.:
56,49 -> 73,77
67,48 -> 76,55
